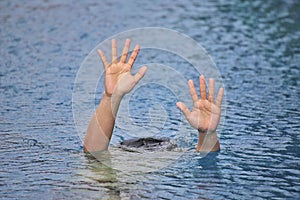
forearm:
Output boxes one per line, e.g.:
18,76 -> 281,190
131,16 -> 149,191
196,131 -> 220,152
84,93 -> 122,152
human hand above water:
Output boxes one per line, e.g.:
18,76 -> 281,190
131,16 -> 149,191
84,39 -> 147,152
176,75 -> 224,134
98,39 -> 147,98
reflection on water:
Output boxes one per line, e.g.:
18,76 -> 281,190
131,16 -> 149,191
1,0 -> 299,199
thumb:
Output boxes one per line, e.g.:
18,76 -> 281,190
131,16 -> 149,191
176,102 -> 191,118
134,66 -> 147,83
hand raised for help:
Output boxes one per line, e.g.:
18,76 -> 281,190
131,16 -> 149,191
176,75 -> 224,134
98,39 -> 147,97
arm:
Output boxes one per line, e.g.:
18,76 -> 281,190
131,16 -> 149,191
176,75 -> 224,152
84,39 -> 147,153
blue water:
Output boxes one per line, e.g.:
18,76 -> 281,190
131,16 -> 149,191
1,0 -> 300,199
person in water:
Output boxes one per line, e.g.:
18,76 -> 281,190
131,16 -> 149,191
83,39 -> 224,153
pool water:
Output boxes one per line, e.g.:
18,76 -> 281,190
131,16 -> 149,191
1,0 -> 299,199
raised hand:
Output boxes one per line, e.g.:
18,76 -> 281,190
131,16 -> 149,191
98,39 -> 147,97
176,75 -> 224,134
84,39 -> 147,152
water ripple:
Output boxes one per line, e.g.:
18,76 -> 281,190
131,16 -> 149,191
1,0 -> 300,199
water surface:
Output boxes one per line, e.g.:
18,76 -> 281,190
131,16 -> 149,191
1,0 -> 299,199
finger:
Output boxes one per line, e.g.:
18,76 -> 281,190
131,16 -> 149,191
120,38 -> 131,63
176,102 -> 191,118
199,75 -> 207,100
97,49 -> 109,69
208,78 -> 214,102
133,66 -> 147,83
215,88 -> 224,107
188,80 -> 198,106
111,39 -> 117,64
127,44 -> 140,68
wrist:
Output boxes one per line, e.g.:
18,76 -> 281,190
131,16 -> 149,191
197,128 -> 216,135
104,91 -> 112,98
100,92 -> 122,118
103,92 -> 113,100
103,91 -> 124,100
196,131 -> 220,152
103,91 -> 123,106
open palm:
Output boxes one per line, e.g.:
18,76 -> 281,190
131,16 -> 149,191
177,75 -> 224,134
98,39 -> 147,97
